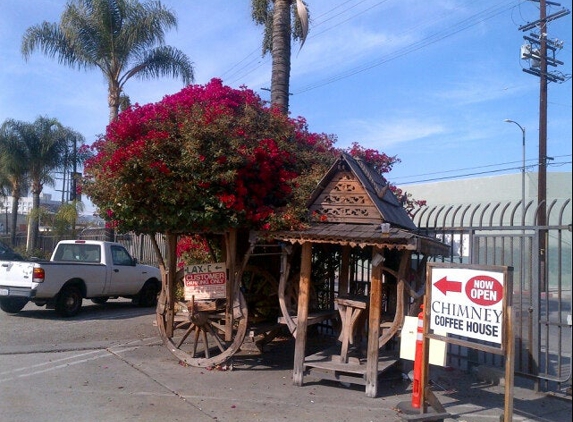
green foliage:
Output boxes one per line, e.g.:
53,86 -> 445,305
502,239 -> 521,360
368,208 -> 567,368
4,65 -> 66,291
49,201 -> 84,239
14,245 -> 50,260
251,0 -> 308,56
22,0 -> 194,121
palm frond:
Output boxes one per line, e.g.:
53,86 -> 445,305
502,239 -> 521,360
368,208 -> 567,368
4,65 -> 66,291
121,45 -> 194,86
296,0 -> 309,51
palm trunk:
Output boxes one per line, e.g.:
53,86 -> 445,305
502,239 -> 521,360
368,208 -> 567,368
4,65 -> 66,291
105,79 -> 121,241
9,195 -> 19,246
108,80 -> 121,122
271,0 -> 292,115
26,192 -> 41,252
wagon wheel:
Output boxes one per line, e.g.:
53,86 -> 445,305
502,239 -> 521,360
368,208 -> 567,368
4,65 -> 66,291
279,271 -> 322,336
283,272 -> 301,315
377,255 -> 409,349
156,291 -> 248,368
241,265 -> 279,322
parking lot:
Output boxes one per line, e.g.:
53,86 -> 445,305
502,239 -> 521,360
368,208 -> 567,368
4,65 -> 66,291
0,299 -> 571,422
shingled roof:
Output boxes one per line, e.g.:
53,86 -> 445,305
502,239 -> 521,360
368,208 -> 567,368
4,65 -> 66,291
307,152 -> 417,230
272,153 -> 449,255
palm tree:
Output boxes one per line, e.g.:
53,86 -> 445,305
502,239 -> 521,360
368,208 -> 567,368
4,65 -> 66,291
52,201 -> 85,240
26,118 -> 85,251
0,163 -> 11,201
0,170 -> 9,236
21,0 -> 194,122
0,119 -> 30,245
0,117 -> 81,250
251,0 -> 308,115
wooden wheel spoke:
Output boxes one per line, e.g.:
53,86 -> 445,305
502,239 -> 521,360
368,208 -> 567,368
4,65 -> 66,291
175,323 -> 196,349
174,320 -> 191,330
201,329 -> 210,358
191,325 -> 201,357
208,320 -> 225,333
204,322 -> 227,353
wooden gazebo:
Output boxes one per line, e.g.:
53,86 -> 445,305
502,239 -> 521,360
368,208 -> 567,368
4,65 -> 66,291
272,153 -> 450,397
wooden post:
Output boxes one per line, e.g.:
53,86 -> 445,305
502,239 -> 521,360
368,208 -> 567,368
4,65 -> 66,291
165,233 -> 178,338
503,271 -> 515,421
278,246 -> 296,334
339,245 -> 350,296
293,242 -> 312,386
365,247 -> 383,397
225,228 -> 237,341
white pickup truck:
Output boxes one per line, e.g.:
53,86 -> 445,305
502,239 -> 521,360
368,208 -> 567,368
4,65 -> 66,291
0,240 -> 162,317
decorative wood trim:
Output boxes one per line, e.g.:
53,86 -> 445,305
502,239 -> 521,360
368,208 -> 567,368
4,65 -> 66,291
309,172 -> 382,224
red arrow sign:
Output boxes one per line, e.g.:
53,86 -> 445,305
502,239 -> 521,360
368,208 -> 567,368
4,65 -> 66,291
434,276 -> 462,295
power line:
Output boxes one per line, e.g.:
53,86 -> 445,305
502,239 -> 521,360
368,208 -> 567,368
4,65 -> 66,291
391,154 -> 572,185
293,1 -> 524,94
222,1 -> 522,89
310,0 -> 391,34
224,0 -> 385,86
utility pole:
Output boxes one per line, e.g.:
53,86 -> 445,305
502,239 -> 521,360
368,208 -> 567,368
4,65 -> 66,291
517,0 -> 570,292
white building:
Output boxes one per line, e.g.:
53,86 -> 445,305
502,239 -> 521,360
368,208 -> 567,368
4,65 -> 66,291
396,171 -> 571,211
1,193 -> 62,215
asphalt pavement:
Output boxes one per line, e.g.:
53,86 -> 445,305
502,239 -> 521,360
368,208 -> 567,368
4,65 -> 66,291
1,314 -> 571,422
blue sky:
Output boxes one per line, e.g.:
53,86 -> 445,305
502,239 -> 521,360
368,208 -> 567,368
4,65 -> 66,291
1,0 -> 571,213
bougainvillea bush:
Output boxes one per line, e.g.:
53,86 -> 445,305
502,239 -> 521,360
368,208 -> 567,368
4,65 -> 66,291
83,78 -> 337,235
84,77 -> 423,249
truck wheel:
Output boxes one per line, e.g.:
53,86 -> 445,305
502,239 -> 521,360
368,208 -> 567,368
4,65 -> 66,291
0,297 -> 28,314
55,286 -> 83,317
133,281 -> 159,307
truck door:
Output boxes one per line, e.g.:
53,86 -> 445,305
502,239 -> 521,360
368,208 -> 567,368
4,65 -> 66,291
107,245 -> 142,296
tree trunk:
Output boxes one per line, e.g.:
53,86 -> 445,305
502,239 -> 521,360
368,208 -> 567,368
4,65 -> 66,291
26,191 -> 41,252
108,80 -> 121,122
105,78 -> 121,241
9,195 -> 19,246
163,233 -> 178,337
271,0 -> 292,115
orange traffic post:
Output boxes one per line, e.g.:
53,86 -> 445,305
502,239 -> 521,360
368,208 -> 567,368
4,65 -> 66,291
411,304 -> 424,408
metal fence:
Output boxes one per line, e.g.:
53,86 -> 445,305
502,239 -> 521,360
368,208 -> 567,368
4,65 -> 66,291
413,198 -> 572,396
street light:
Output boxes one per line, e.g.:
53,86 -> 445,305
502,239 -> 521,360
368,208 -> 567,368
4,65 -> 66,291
504,119 -> 526,225
505,118 -> 527,310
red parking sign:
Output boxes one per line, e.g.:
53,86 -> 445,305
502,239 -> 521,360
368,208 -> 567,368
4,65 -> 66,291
184,263 -> 227,300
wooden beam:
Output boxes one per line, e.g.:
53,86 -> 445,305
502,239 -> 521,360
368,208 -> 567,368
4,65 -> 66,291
365,246 -> 383,397
339,245 -> 350,295
293,242 -> 312,386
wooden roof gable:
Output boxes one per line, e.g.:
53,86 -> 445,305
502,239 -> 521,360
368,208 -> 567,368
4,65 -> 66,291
307,153 -> 417,230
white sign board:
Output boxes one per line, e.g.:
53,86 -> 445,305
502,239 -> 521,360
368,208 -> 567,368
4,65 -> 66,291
184,263 -> 227,300
400,316 -> 447,366
430,267 -> 505,344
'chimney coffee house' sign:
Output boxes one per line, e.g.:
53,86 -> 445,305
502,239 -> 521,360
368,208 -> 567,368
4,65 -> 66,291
430,267 -> 505,344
